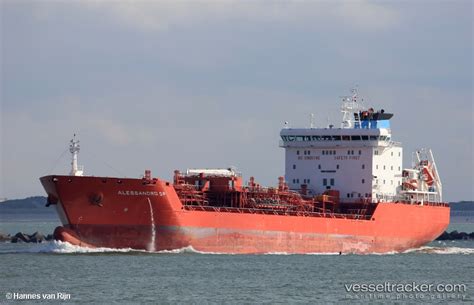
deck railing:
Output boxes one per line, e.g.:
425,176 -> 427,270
183,205 -> 374,220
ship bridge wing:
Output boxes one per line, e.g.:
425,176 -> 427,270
279,127 -> 396,148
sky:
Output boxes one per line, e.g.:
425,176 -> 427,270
1,0 -> 472,201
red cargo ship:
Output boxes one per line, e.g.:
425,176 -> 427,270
40,90 -> 449,254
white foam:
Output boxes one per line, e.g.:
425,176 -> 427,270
30,240 -> 143,254
4,241 -> 474,255
6,242 -> 226,255
154,245 -> 226,255
403,246 -> 474,255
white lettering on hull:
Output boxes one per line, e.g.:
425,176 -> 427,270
117,191 -> 165,196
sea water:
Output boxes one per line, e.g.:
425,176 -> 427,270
1,211 -> 473,304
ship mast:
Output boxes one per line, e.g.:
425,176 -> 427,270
340,88 -> 362,129
69,134 -> 84,176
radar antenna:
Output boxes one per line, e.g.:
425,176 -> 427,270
340,87 -> 363,129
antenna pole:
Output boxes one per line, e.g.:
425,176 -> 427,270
340,87 -> 361,129
69,134 -> 84,176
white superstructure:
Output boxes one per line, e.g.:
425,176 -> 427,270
186,168 -> 241,177
280,89 -> 442,203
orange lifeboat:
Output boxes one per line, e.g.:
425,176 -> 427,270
403,179 -> 418,190
422,166 -> 435,186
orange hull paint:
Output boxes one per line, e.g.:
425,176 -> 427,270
41,175 -> 450,254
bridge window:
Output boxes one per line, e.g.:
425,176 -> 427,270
361,135 -> 369,140
370,136 -> 378,140
342,135 -> 350,141
333,136 -> 341,141
351,135 -> 361,141
312,135 -> 321,141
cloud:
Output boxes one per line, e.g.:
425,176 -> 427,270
90,118 -> 133,145
334,1 -> 400,30
1,0 -> 471,202
78,0 -> 401,32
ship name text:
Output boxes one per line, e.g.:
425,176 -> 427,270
118,191 -> 165,196
297,156 -> 361,161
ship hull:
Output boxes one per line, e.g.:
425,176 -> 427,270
41,175 -> 450,254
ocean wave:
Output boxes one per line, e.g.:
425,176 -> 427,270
404,246 -> 474,255
30,241 -> 143,254
263,252 -> 293,255
3,241 -> 474,255
2,241 -> 228,255
153,246 -> 229,255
